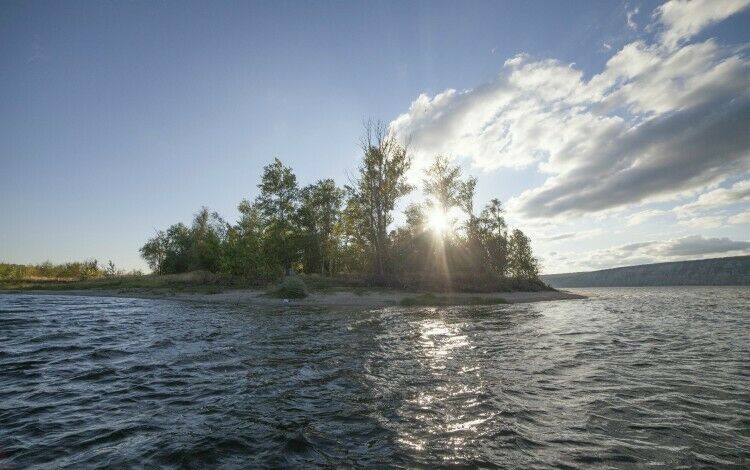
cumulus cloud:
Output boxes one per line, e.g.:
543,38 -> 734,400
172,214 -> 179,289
656,0 -> 750,48
626,209 -> 670,226
620,241 -> 656,252
668,178 -> 750,227
654,235 -> 750,256
673,179 -> 750,216
389,0 -> 750,220
676,211 -> 750,227
728,211 -> 750,224
676,215 -> 726,228
545,235 -> 750,272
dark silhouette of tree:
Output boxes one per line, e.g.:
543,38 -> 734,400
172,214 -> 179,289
350,120 -> 412,281
137,129 -> 544,291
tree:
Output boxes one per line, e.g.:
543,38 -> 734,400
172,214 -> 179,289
403,202 -> 426,235
139,222 -> 192,274
256,158 -> 299,227
140,231 -> 168,274
255,158 -> 300,274
350,120 -> 412,281
336,190 -> 370,274
105,260 -> 117,277
508,229 -> 539,280
79,259 -> 100,280
390,202 -> 430,276
298,179 -> 345,275
457,176 -> 478,234
478,199 -> 509,276
222,199 -> 268,278
423,155 -> 479,241
136,150 -> 544,289
189,207 -> 227,272
161,223 -> 193,273
423,156 -> 463,211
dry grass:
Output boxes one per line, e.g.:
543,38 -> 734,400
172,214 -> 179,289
0,271 -> 253,293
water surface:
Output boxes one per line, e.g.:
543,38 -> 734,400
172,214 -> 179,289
1,287 -> 749,467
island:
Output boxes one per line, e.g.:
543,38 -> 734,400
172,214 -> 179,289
1,121 -> 584,307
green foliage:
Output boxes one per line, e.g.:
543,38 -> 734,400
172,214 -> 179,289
0,271 -> 239,293
298,179 -> 345,275
508,229 -> 539,280
256,158 -> 300,273
335,193 -> 371,274
0,260 -> 104,281
136,135 -> 543,292
225,199 -> 275,279
105,260 -> 117,277
389,156 -> 540,290
350,119 -> 413,280
140,208 -> 230,276
421,156 -> 479,235
275,276 -> 308,298
189,207 -> 227,273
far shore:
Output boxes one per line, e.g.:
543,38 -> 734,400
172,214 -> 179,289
3,287 -> 585,308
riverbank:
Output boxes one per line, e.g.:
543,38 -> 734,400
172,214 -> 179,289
0,271 -> 585,307
2,286 -> 585,307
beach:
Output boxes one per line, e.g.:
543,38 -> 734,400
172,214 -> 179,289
12,287 -> 585,308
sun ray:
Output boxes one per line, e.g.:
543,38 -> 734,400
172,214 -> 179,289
427,207 -> 450,235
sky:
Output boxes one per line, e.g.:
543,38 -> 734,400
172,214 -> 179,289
1,0 -> 749,274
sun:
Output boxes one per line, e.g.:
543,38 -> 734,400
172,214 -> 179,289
427,207 -> 450,235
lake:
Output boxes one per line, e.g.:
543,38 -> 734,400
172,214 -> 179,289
1,287 -> 749,468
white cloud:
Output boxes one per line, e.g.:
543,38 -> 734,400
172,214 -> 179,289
654,234 -> 750,256
541,228 -> 603,242
627,6 -> 640,30
669,178 -> 750,227
676,215 -> 726,228
674,179 -> 750,216
656,0 -> 750,49
627,209 -> 670,226
728,211 -> 750,224
390,1 -> 750,221
544,235 -> 750,272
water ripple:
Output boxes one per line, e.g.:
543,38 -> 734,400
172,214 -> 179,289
0,287 -> 749,467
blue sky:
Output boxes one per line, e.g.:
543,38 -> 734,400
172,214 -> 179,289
2,0 -> 750,273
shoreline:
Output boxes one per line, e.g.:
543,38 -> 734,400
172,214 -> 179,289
2,287 -> 586,308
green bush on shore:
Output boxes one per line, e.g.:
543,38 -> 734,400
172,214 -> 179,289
275,276 -> 308,298
0,260 -> 104,281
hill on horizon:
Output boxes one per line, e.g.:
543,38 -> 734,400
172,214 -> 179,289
542,256 -> 750,287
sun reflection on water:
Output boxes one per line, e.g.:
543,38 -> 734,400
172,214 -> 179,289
389,315 -> 495,458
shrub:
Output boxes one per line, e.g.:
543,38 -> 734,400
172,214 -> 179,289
275,276 -> 307,298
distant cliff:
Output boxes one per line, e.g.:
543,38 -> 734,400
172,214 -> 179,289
542,256 -> 750,287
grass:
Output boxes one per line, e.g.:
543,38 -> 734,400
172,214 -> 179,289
0,271 -> 248,294
294,273 -> 381,293
1,272 -> 530,307
398,293 -> 508,307
0,271 -> 384,298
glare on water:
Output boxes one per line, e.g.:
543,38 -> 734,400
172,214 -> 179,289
1,287 -> 749,467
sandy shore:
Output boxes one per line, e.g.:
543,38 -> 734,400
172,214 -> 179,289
9,288 -> 585,308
